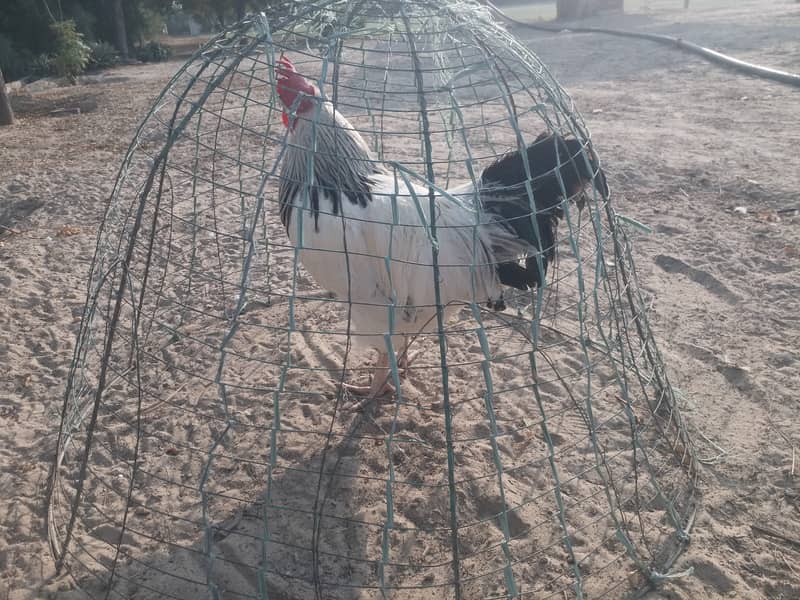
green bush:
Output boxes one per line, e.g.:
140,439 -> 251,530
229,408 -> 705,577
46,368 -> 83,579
135,41 -> 170,63
88,41 -> 120,69
135,7 -> 167,42
50,20 -> 90,83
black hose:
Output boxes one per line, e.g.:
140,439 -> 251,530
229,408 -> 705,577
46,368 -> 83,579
485,1 -> 800,88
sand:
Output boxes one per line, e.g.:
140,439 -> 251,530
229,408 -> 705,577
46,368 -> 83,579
1,1 -> 798,599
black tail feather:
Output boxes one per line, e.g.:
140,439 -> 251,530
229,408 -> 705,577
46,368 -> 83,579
481,132 -> 606,293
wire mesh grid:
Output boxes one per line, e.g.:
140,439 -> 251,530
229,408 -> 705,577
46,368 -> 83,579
48,2 -> 698,599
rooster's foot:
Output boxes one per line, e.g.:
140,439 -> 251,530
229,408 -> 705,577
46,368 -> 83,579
396,350 -> 420,376
338,379 -> 395,412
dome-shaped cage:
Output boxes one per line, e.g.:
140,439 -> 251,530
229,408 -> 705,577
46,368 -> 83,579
48,2 -> 698,598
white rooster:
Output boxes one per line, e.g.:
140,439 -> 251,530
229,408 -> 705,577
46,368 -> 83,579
274,55 -> 607,398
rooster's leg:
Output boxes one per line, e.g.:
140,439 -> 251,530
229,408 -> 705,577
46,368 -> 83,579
396,336 -> 420,377
368,350 -> 395,397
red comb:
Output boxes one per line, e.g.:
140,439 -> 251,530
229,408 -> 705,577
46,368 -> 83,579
276,55 -> 315,113
277,55 -> 295,76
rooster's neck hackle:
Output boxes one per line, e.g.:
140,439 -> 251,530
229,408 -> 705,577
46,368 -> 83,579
278,104 -> 386,232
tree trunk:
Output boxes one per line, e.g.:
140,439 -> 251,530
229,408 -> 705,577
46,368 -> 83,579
0,68 -> 14,127
235,0 -> 247,22
557,0 -> 588,19
558,0 -> 624,19
111,0 -> 128,58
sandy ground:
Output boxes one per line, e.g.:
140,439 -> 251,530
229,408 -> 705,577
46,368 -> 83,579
1,1 -> 799,599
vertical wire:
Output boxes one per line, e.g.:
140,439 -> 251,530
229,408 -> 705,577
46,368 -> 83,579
465,21 -> 587,596
54,41 -> 245,575
445,67 -> 520,597
399,5 -> 463,598
46,26 -> 235,559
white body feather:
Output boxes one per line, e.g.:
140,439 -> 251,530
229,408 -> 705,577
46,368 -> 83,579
285,173 -> 528,352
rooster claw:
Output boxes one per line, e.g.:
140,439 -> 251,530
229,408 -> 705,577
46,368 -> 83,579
336,378 -> 395,412
396,350 -> 420,376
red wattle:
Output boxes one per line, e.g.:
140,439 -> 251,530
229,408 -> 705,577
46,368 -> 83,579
282,112 -> 289,127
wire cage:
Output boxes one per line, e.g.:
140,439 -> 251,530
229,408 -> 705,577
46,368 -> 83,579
48,1 -> 698,598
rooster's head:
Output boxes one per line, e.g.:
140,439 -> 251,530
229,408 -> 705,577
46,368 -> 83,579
276,55 -> 317,129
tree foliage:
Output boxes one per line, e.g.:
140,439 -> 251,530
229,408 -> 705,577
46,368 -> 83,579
0,0 -> 169,80
0,0 -> 294,80
179,0 -> 262,29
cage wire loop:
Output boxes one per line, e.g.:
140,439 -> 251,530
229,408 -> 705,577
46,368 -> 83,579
49,1 -> 697,599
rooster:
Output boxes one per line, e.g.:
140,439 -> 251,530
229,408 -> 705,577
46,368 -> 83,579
274,56 -> 608,398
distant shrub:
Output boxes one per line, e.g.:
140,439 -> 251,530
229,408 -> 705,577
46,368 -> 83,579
88,42 -> 120,70
136,41 -> 171,63
50,20 -> 90,83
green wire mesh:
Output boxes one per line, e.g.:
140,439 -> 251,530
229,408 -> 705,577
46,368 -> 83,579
48,2 -> 698,599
